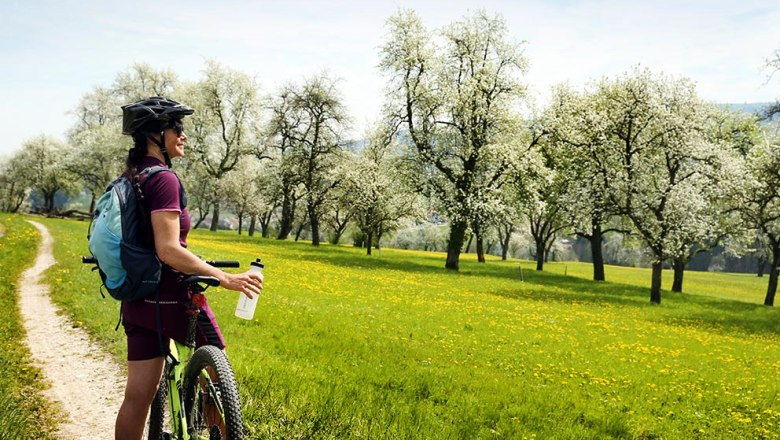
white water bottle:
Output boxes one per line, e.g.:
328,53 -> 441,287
235,258 -> 263,320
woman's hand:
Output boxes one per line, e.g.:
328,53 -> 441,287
219,271 -> 264,299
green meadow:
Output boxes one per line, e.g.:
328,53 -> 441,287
11,215 -> 780,439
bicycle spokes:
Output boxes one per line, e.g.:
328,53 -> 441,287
190,367 -> 228,439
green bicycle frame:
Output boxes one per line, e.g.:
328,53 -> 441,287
164,339 -> 190,440
163,338 -> 225,439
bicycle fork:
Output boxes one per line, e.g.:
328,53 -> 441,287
165,342 -> 189,440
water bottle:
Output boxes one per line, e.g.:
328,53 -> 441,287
235,258 -> 263,320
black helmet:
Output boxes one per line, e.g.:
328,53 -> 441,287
121,96 -> 194,135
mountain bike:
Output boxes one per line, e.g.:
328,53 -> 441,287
83,257 -> 246,439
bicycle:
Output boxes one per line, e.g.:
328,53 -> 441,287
83,257 -> 246,440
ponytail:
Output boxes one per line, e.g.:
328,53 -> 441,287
126,133 -> 149,193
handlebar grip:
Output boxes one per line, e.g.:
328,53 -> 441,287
183,275 -> 221,287
205,260 -> 240,268
82,256 -> 97,264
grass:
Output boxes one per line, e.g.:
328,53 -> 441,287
0,214 -> 57,439
542,261 -> 770,305
26,215 -> 780,438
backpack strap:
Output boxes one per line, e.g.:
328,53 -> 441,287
138,166 -> 187,209
138,166 -> 169,188
136,165 -> 175,359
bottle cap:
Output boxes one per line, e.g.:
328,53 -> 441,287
250,258 -> 264,269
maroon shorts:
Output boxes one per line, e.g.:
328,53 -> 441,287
124,323 -> 169,361
122,269 -> 226,361
124,306 -> 226,361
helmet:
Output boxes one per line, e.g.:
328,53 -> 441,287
121,96 -> 194,135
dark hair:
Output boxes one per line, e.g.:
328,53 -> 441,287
125,132 -> 150,194
126,132 -> 149,168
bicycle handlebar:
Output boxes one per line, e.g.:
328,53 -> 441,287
81,257 -> 240,268
81,257 -> 248,293
204,260 -> 240,268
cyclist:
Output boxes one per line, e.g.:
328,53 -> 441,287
115,97 -> 263,440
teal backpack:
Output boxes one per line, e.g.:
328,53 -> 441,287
88,166 -> 174,301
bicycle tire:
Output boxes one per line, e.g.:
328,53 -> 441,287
183,346 -> 243,439
147,372 -> 168,440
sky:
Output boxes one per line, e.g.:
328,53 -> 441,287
1,0 -> 779,156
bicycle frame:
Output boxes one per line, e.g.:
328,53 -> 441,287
163,339 -> 191,440
162,287 -> 226,440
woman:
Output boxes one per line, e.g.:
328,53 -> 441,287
115,97 -> 263,440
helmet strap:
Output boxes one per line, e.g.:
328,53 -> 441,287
146,130 -> 172,168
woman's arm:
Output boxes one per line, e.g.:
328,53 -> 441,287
151,211 -> 262,298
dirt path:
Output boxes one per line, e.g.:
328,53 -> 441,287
19,221 -> 125,439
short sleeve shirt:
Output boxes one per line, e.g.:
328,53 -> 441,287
139,156 -> 190,247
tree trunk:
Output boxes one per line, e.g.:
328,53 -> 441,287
260,209 -> 273,238
10,181 -> 26,213
277,194 -> 295,240
193,214 -> 206,230
650,261 -> 663,304
544,239 -> 554,263
209,202 -> 220,231
248,215 -> 256,237
475,222 -> 486,263
89,192 -> 97,214
294,211 -> 309,242
499,225 -> 512,261
330,216 -> 349,245
366,230 -> 373,256
294,223 -> 305,241
535,240 -> 545,271
446,220 -> 468,270
237,213 -> 244,235
464,233 -> 474,253
589,225 -> 605,282
476,235 -> 486,263
45,191 -> 56,213
758,256 -> 767,277
308,204 -> 320,246
672,258 -> 685,293
764,245 -> 780,306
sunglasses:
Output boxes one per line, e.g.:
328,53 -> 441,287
167,120 -> 185,136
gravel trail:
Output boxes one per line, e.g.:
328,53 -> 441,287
19,220 -> 124,439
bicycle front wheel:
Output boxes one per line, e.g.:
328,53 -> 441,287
182,345 -> 243,439
147,370 -> 168,440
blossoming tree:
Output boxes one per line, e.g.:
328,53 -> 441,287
380,9 -> 533,270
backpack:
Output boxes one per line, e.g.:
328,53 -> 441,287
88,166 -> 183,302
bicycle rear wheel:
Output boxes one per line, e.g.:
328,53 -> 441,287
183,345 -> 243,439
147,373 -> 169,440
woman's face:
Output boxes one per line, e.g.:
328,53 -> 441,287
165,121 -> 187,158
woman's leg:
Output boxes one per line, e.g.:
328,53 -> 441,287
115,357 -> 165,440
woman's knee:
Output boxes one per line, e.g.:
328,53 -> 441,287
123,378 -> 160,405
124,357 -> 165,403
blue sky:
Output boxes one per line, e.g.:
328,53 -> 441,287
1,0 -> 779,156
